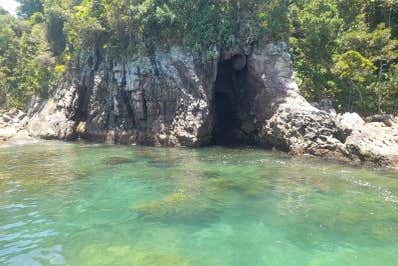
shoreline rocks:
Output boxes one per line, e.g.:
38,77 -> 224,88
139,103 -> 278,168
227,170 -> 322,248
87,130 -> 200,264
1,42 -> 397,168
0,108 -> 38,146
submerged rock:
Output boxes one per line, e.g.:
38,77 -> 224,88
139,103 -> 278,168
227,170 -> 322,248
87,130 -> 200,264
133,191 -> 220,223
209,175 -> 270,197
102,156 -> 135,166
78,245 -> 191,266
134,192 -> 194,218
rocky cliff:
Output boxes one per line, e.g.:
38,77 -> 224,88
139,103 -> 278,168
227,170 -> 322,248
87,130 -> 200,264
25,42 -> 398,167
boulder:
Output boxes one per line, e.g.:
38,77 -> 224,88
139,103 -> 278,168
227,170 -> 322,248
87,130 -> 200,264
345,122 -> 398,166
336,112 -> 365,132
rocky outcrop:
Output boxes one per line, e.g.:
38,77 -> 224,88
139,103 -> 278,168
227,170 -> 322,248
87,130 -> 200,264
338,113 -> 398,167
28,47 -> 218,146
0,108 -> 37,146
23,42 -> 398,168
28,84 -> 79,140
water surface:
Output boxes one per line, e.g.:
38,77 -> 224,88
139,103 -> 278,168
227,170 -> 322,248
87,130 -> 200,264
1,142 -> 398,265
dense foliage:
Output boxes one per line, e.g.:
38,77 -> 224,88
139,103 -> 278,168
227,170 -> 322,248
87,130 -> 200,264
0,0 -> 397,115
0,5 -> 57,108
290,0 -> 398,114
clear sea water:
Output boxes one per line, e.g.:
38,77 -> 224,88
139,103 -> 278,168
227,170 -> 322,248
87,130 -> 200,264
0,142 -> 398,266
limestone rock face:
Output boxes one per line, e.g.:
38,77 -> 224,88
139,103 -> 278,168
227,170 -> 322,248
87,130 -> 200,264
25,42 -> 398,167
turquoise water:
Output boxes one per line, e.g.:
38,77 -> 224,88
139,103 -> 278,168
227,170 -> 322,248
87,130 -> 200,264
0,142 -> 398,266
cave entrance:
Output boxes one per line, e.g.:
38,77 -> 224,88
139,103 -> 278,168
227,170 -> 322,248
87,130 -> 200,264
211,55 -> 246,146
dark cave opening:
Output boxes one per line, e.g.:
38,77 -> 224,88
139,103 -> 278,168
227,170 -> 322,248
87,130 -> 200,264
211,56 -> 246,146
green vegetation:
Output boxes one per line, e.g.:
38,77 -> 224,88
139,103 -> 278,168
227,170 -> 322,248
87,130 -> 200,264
0,0 -> 397,115
0,6 -> 58,108
290,0 -> 398,114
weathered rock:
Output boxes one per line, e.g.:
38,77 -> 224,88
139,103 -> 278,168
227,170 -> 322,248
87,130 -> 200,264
28,47 -> 218,146
15,111 -> 26,121
231,54 -> 247,71
345,122 -> 398,166
311,99 -> 337,115
0,109 -> 37,146
28,100 -> 76,140
6,108 -> 19,116
23,42 -> 398,168
365,114 -> 396,127
336,112 -> 365,133
2,114 -> 12,122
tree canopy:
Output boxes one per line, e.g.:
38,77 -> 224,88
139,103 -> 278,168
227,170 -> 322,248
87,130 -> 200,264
290,0 -> 398,114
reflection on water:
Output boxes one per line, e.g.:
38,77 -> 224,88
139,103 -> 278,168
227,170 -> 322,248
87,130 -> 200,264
0,142 -> 398,265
